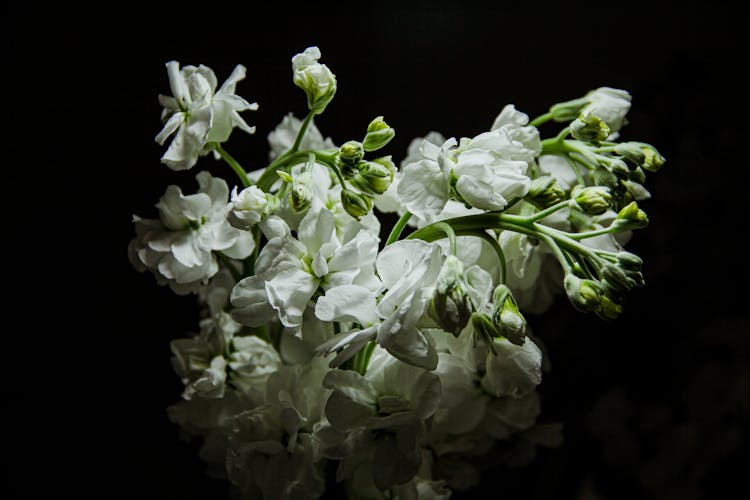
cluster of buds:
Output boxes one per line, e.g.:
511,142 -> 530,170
335,117 -> 396,218
564,250 -> 645,320
469,285 -> 528,352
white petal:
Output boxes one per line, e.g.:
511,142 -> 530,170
155,112 -> 184,145
455,175 -> 507,211
230,275 -> 275,327
298,206 -> 335,255
398,160 -> 449,221
315,285 -> 378,325
265,268 -> 318,327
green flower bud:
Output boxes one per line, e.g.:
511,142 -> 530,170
629,166 -> 646,184
349,157 -> 395,195
430,256 -> 473,336
570,112 -> 611,142
340,189 -> 372,219
571,186 -> 612,215
527,176 -> 566,208
615,142 -> 647,165
613,201 -> 649,230
471,312 -> 501,354
590,168 -> 619,189
609,159 -> 630,178
564,274 -> 602,313
601,264 -> 637,293
277,168 -> 312,213
549,97 -> 589,122
616,251 -> 643,271
362,116 -> 395,152
491,285 -> 526,346
597,294 -> 623,320
639,143 -> 666,172
339,141 -> 364,168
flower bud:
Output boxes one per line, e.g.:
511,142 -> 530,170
629,166 -> 646,184
564,274 -> 602,313
615,142 -> 647,165
491,285 -> 526,346
590,168 -> 618,189
640,144 -> 665,172
527,176 -> 566,208
616,251 -> 643,271
471,312 -> 501,353
339,140 -> 364,168
349,157 -> 395,195
430,255 -> 473,336
571,186 -> 612,215
340,189 -> 372,219
613,201 -> 649,230
549,97 -> 589,122
292,46 -> 337,115
225,186 -> 278,230
601,264 -> 637,293
570,112 -> 611,141
609,159 -> 630,178
597,294 -> 623,320
280,163 -> 314,213
362,116 -> 395,152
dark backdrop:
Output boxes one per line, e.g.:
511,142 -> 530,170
8,2 -> 746,499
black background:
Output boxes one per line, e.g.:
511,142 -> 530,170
7,2 -> 747,499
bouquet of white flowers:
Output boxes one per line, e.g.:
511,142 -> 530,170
128,45 -> 664,499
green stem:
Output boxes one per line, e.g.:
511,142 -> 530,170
521,200 -> 570,224
290,111 -> 315,154
564,154 -> 587,186
328,161 -> 348,188
246,226 -> 262,276
529,111 -> 554,127
214,251 -> 242,282
213,144 -> 251,188
432,222 -> 457,255
256,149 -> 338,192
568,225 -> 619,241
385,211 -> 413,245
467,230 -> 507,284
354,341 -> 376,375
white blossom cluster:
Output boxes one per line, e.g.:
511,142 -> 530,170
130,46 -> 663,499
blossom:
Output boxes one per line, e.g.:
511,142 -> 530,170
398,127 -> 532,221
267,113 -> 336,161
292,46 -> 337,114
481,337 -> 543,399
225,185 -> 279,230
156,62 -> 258,170
314,347 -> 441,490
231,206 -> 380,328
579,87 -> 631,134
129,172 -> 254,294
225,358 -> 330,499
316,239 -> 444,370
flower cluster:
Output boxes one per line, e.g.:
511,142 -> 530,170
130,46 -> 664,499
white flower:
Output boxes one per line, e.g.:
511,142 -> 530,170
580,87 -> 631,134
224,185 -> 279,230
129,172 -> 255,294
315,348 -> 442,490
228,335 -> 282,396
225,358 -> 330,499
267,113 -> 335,160
400,131 -> 446,170
316,239 -> 444,370
156,62 -> 258,170
231,206 -> 380,328
481,337 -> 543,399
292,46 -> 337,114
490,104 -> 542,167
398,129 -> 532,221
